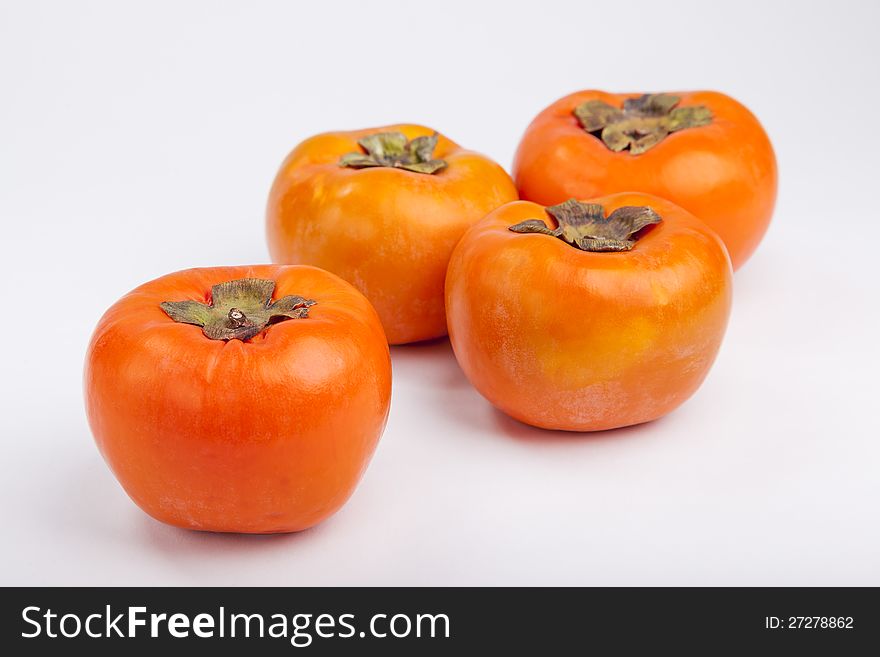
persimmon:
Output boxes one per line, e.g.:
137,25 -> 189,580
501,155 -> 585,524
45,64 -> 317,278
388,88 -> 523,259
266,124 -> 518,344
445,193 -> 732,432
513,91 -> 777,269
84,265 -> 391,533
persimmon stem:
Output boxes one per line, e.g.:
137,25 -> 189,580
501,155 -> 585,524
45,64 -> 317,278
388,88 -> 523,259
160,278 -> 316,341
339,132 -> 447,174
573,94 -> 712,154
508,199 -> 661,252
228,308 -> 248,328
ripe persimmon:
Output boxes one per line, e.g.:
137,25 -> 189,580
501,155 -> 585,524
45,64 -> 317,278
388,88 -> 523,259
266,124 -> 518,344
445,193 -> 732,432
513,91 -> 777,269
84,265 -> 391,533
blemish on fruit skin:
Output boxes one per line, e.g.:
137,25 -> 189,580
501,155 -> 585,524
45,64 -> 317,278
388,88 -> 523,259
652,279 -> 671,307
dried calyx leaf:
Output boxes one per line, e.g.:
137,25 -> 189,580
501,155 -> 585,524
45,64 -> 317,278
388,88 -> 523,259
573,94 -> 712,155
509,199 -> 662,252
339,131 -> 447,174
160,278 -> 316,341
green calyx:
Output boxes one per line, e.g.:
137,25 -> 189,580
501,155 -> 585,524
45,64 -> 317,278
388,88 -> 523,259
509,199 -> 662,252
339,131 -> 447,174
573,93 -> 712,154
160,278 -> 316,341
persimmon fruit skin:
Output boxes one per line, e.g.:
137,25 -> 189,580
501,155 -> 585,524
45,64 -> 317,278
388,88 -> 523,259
84,265 -> 391,533
513,91 -> 777,270
445,193 -> 733,432
266,124 -> 518,344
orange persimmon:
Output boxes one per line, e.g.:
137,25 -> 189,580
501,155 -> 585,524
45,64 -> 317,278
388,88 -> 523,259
445,193 -> 732,432
84,265 -> 391,533
266,124 -> 518,344
513,91 -> 777,269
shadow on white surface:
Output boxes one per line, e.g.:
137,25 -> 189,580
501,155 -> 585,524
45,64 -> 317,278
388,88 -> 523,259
390,336 -> 663,447
34,434 -> 337,585
487,406 -> 665,445
137,513 -> 326,559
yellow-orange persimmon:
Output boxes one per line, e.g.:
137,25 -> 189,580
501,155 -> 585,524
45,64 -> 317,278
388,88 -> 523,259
513,91 -> 777,269
267,124 -> 518,344
84,265 -> 391,533
445,193 -> 732,432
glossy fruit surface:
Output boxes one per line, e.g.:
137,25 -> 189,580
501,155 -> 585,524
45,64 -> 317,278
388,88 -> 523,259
513,91 -> 777,269
267,124 -> 518,344
445,193 -> 732,431
84,264 -> 391,533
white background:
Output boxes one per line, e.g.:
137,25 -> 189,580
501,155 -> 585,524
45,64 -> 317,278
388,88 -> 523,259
2,0 -> 878,586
